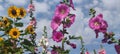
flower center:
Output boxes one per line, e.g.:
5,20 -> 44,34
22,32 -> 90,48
0,22 -> 2,26
13,31 -> 17,36
66,17 -> 70,24
12,9 -> 17,15
4,20 -> 8,25
61,9 -> 65,14
20,9 -> 24,16
94,22 -> 99,26
30,28 -> 33,32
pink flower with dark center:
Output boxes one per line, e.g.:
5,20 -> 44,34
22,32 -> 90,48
55,3 -> 70,19
51,50 -> 58,54
70,0 -> 75,10
63,14 -> 76,28
29,18 -> 37,27
69,43 -> 76,49
52,31 -> 64,42
89,14 -> 108,38
115,45 -> 120,54
89,16 -> 102,30
98,49 -> 106,54
51,15 -> 62,30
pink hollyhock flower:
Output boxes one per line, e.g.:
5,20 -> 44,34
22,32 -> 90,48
115,45 -> 120,54
29,18 -> 37,27
99,20 -> 108,33
55,3 -> 70,19
28,4 -> 35,11
51,15 -> 62,30
63,14 -> 76,28
70,0 -> 75,10
89,14 -> 108,38
89,15 -> 102,30
27,9 -> 31,13
98,49 -> 106,54
69,43 -> 76,49
51,50 -> 58,54
52,31 -> 64,42
85,51 -> 89,54
27,4 -> 35,13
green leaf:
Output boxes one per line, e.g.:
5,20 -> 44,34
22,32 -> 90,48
8,19 -> 13,24
63,0 -> 69,4
15,22 -> 23,27
16,18 -> 22,20
22,39 -> 33,46
22,44 -> 34,53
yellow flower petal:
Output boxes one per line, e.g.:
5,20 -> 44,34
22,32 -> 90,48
26,25 -> 35,34
0,37 -> 3,42
8,6 -> 18,18
9,28 -> 20,39
18,7 -> 26,18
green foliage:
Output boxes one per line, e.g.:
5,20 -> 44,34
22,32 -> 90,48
14,22 -> 23,27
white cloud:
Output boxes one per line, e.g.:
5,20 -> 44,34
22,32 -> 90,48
0,0 -> 2,2
0,5 -> 4,11
34,1 -> 50,13
73,0 -> 83,4
84,0 -> 99,9
101,0 -> 120,10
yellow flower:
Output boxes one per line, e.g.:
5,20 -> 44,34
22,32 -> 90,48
2,17 -> 10,27
18,7 -> 26,18
0,21 -> 3,27
9,28 -> 20,39
26,25 -> 35,34
8,6 -> 19,18
0,37 -> 3,42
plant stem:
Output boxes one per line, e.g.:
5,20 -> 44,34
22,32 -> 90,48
62,18 -> 65,50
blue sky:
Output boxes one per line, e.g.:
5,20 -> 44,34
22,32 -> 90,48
0,0 -> 120,54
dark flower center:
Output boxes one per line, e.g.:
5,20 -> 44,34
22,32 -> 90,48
12,9 -> 17,15
4,20 -> 8,25
20,10 -> 24,16
30,28 -> 33,32
13,31 -> 17,36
